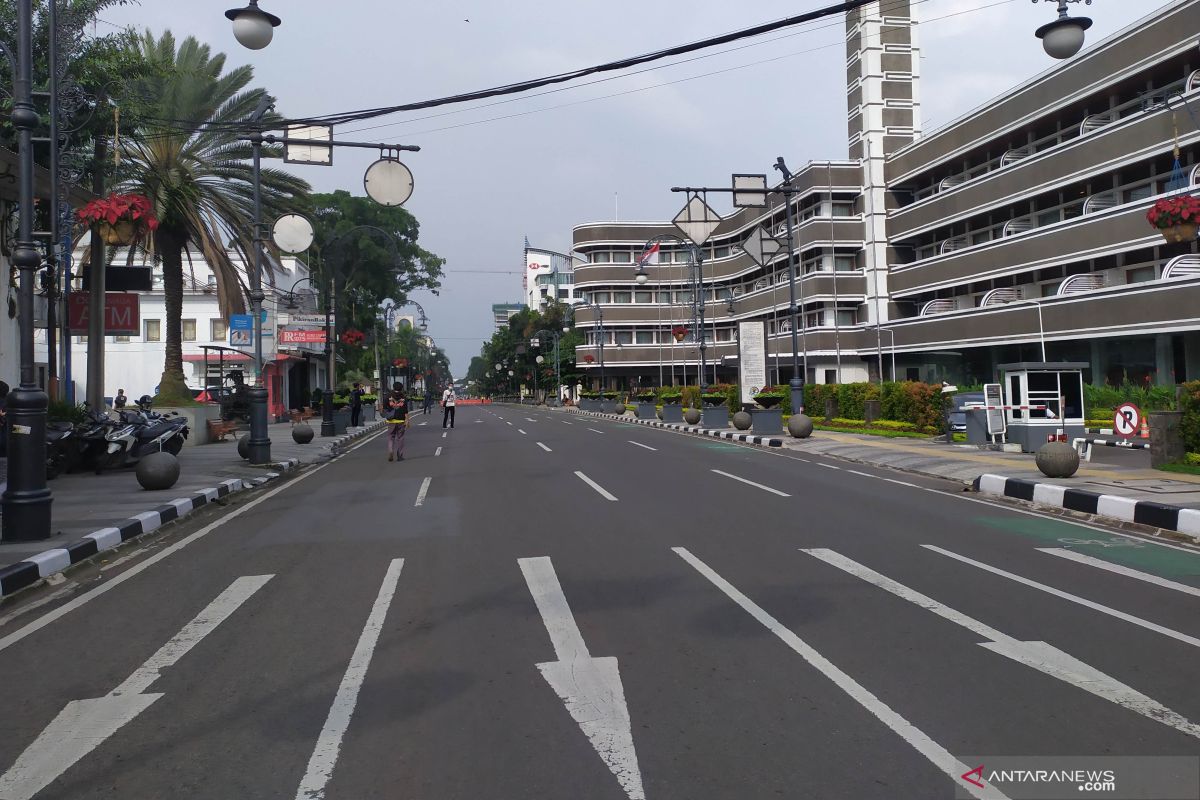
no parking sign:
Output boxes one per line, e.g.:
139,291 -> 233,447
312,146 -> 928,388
1113,402 -> 1142,438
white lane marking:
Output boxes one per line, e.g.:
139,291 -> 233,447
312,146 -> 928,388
506,421 -> 513,426
0,430 -> 384,654
526,418 -> 537,422
563,421 -> 573,425
710,469 -> 791,497
418,421 -> 427,426
442,432 -> 448,439
628,441 -> 657,452
1037,548 -> 1200,598
519,557 -> 645,799
294,559 -> 404,800
435,447 -> 442,457
923,545 -> 1200,648
537,442 -> 552,452
885,478 -> 920,488
575,471 -> 618,502
415,477 -> 432,507
847,469 -> 875,478
518,429 -> 527,435
673,548 -> 1008,800
817,463 -> 840,470
587,428 -> 604,434
0,576 -> 272,800
804,548 -> 1200,739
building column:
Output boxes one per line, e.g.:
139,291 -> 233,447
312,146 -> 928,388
1155,334 -> 1173,386
1184,331 -> 1200,384
1089,339 -> 1104,386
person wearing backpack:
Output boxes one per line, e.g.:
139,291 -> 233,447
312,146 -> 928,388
441,385 -> 457,429
385,383 -> 409,461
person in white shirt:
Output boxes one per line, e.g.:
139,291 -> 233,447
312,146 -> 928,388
441,386 -> 457,428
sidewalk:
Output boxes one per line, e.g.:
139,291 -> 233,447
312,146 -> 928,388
0,419 -> 385,578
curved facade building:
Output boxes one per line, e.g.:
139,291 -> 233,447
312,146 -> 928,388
571,0 -> 1200,391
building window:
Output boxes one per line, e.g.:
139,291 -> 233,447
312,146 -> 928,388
832,202 -> 855,217
635,291 -> 653,304
76,335 -> 87,343
1126,266 -> 1156,284
612,291 -> 632,304
593,252 -> 611,263
611,251 -> 632,263
211,319 -> 228,342
714,328 -> 733,342
614,330 -> 633,345
113,335 -> 130,343
182,319 -> 197,342
144,319 -> 161,341
635,330 -> 654,345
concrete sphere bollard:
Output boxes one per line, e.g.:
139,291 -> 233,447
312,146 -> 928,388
788,414 -> 814,439
684,408 -> 701,425
1036,440 -> 1080,478
732,411 -> 752,431
237,433 -> 250,460
292,422 -> 314,444
136,451 -> 180,490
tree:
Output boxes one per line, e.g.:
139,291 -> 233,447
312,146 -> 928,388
116,30 -> 310,403
473,304 -> 582,398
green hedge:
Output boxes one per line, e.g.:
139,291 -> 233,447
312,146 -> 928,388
1179,381 -> 1200,453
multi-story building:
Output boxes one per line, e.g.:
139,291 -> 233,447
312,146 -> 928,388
524,245 -> 580,311
570,0 -> 1200,392
492,302 -> 525,331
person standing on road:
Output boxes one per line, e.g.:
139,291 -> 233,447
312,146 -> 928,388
385,383 -> 409,462
441,385 -> 457,428
349,382 -> 365,428
423,387 -> 434,415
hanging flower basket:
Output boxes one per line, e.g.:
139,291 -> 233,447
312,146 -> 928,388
671,325 -> 687,343
1146,195 -> 1200,243
340,328 -> 365,346
583,354 -> 595,363
76,193 -> 159,246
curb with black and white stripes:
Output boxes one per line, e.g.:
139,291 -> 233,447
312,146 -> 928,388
0,422 -> 387,598
973,473 -> 1200,543
577,410 -> 784,447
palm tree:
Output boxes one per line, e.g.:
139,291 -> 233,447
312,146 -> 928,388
117,30 -> 309,403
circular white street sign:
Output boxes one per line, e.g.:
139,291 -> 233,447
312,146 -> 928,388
364,158 -> 414,207
1113,402 -> 1142,438
272,214 -> 315,253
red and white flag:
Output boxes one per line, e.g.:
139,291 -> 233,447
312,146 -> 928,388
637,242 -> 661,267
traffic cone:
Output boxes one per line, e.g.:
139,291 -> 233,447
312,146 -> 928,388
1139,418 -> 1150,439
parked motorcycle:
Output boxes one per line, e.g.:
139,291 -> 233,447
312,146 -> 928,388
94,396 -> 189,473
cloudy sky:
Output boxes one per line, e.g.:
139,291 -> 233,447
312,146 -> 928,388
100,0 -> 1157,374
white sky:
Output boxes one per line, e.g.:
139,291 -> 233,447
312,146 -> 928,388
99,0 -> 1164,374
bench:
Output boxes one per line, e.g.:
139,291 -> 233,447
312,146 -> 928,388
289,406 -> 318,423
207,419 -> 240,442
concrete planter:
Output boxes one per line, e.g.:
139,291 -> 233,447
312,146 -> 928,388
580,399 -> 600,412
362,405 -> 377,423
661,404 -> 683,424
701,406 -> 729,429
751,408 -> 784,435
636,402 -> 658,420
157,404 -> 222,447
332,408 -> 351,435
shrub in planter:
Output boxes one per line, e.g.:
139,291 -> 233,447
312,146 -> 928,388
602,390 -> 619,399
660,390 -> 683,404
580,390 -> 600,400
753,388 -> 786,409
1178,381 -> 1200,453
700,392 -> 727,406
636,389 -> 657,402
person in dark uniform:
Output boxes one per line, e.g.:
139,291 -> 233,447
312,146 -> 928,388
349,382 -> 365,428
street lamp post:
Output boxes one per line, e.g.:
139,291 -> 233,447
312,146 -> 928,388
0,0 -> 52,541
531,328 -> 563,404
634,235 -> 708,392
1032,0 -> 1093,59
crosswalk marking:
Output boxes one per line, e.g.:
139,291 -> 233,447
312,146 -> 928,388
923,545 -> 1200,648
803,548 -> 1200,739
673,547 -> 1009,800
294,559 -> 405,800
1037,548 -> 1200,598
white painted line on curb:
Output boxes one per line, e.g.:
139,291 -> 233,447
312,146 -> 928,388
804,548 -> 1200,739
537,442 -> 552,452
710,469 -> 791,497
519,557 -> 645,799
673,548 -> 1008,800
435,447 -> 442,457
575,471 -> 618,502
1037,548 -> 1200,598
0,575 -> 273,800
922,545 -> 1200,648
294,559 -> 404,800
628,441 -> 657,451
415,477 -> 432,507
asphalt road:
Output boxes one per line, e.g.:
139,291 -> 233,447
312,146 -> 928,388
0,404 -> 1198,800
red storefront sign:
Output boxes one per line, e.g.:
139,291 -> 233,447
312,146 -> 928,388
279,327 -> 327,344
67,292 -> 140,335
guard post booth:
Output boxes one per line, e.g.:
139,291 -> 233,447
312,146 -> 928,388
998,362 -> 1087,453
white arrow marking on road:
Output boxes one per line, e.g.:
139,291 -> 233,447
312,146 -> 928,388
537,442 -> 552,452
295,559 -> 404,800
803,549 -> 1200,739
922,545 -> 1200,648
673,548 -> 1009,800
1036,548 -> 1200,598
415,477 -> 432,507
0,575 -> 272,800
518,557 -> 645,800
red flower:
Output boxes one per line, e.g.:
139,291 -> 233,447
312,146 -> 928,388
584,354 -> 595,363
1147,194 -> 1200,230
76,193 -> 160,232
